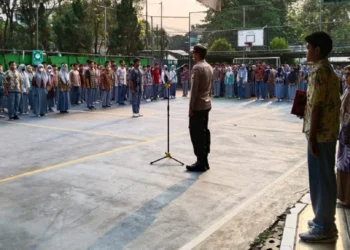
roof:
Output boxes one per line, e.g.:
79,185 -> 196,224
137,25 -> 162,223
167,50 -> 188,56
165,54 -> 178,61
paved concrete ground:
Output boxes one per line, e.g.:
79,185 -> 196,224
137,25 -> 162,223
0,93 -> 309,250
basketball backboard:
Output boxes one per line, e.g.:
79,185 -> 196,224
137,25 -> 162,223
238,29 -> 264,47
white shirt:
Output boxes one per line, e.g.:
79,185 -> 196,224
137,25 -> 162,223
170,70 -> 177,83
117,67 -> 127,85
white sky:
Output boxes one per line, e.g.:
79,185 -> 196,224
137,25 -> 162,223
142,0 -> 208,35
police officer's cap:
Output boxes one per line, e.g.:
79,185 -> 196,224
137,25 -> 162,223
192,44 -> 207,54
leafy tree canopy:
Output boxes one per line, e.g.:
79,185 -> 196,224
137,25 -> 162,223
209,38 -> 234,51
269,37 -> 289,50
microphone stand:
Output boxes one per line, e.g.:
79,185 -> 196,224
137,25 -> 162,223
150,65 -> 185,166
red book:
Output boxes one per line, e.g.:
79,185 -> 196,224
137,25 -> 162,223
291,90 -> 307,116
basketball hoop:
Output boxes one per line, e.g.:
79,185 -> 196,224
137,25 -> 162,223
245,42 -> 252,52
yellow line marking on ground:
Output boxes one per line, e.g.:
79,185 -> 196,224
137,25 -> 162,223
0,120 -> 148,141
0,140 -> 154,184
0,106 -> 286,184
78,110 -> 131,117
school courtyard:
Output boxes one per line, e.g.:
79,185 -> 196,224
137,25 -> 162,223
0,94 -> 310,250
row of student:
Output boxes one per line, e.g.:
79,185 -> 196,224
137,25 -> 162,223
213,62 -> 347,102
0,60 -> 192,119
213,62 -> 311,102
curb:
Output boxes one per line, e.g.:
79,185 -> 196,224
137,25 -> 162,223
280,196 -> 309,250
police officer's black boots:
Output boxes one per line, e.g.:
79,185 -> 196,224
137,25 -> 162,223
186,156 -> 210,172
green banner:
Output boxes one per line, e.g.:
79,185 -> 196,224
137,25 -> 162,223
32,50 -> 43,66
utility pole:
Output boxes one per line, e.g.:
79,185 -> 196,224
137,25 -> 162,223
151,16 -> 154,62
104,6 -> 107,60
36,4 -> 39,49
146,0 -> 149,49
160,1 -> 163,67
188,12 -> 191,76
319,0 -> 323,31
243,6 -> 246,28
243,7 -> 246,64
156,25 -> 159,50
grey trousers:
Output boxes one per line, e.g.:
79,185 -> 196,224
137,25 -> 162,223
7,92 -> 20,118
182,81 -> 189,97
225,85 -> 233,98
114,86 -> 119,103
87,88 -> 96,108
19,93 -> 29,114
102,90 -> 111,107
214,80 -> 221,97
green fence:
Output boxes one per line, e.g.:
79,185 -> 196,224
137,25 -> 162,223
0,52 -> 151,70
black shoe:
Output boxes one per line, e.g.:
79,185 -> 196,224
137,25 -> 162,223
13,116 -> 20,120
186,162 -> 209,172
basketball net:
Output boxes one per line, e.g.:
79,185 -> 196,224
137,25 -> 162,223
245,42 -> 252,52
196,0 -> 221,11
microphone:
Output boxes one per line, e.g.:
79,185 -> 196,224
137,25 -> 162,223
175,64 -> 186,71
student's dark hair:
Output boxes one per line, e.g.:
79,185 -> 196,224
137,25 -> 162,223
305,31 -> 333,58
0,63 -> 3,66
42,61 -> 46,64
119,60 -> 124,64
8,61 -> 15,66
87,60 -> 93,64
111,60 -> 115,64
105,60 -> 110,65
79,64 -> 83,67
133,58 -> 140,64
147,65 -> 151,67
154,63 -> 159,66
52,64 -> 57,68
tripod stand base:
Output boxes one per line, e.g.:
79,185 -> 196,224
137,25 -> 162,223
150,152 -> 184,166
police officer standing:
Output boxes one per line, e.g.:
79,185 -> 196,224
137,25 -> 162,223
187,44 -> 213,172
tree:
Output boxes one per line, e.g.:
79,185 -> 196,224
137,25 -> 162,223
109,0 -> 143,55
201,0 -> 295,48
0,0 -> 18,48
269,37 -> 289,50
52,0 -> 93,53
287,0 -> 350,46
151,27 -> 169,50
168,35 -> 188,50
209,38 -> 233,51
17,0 -> 65,50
